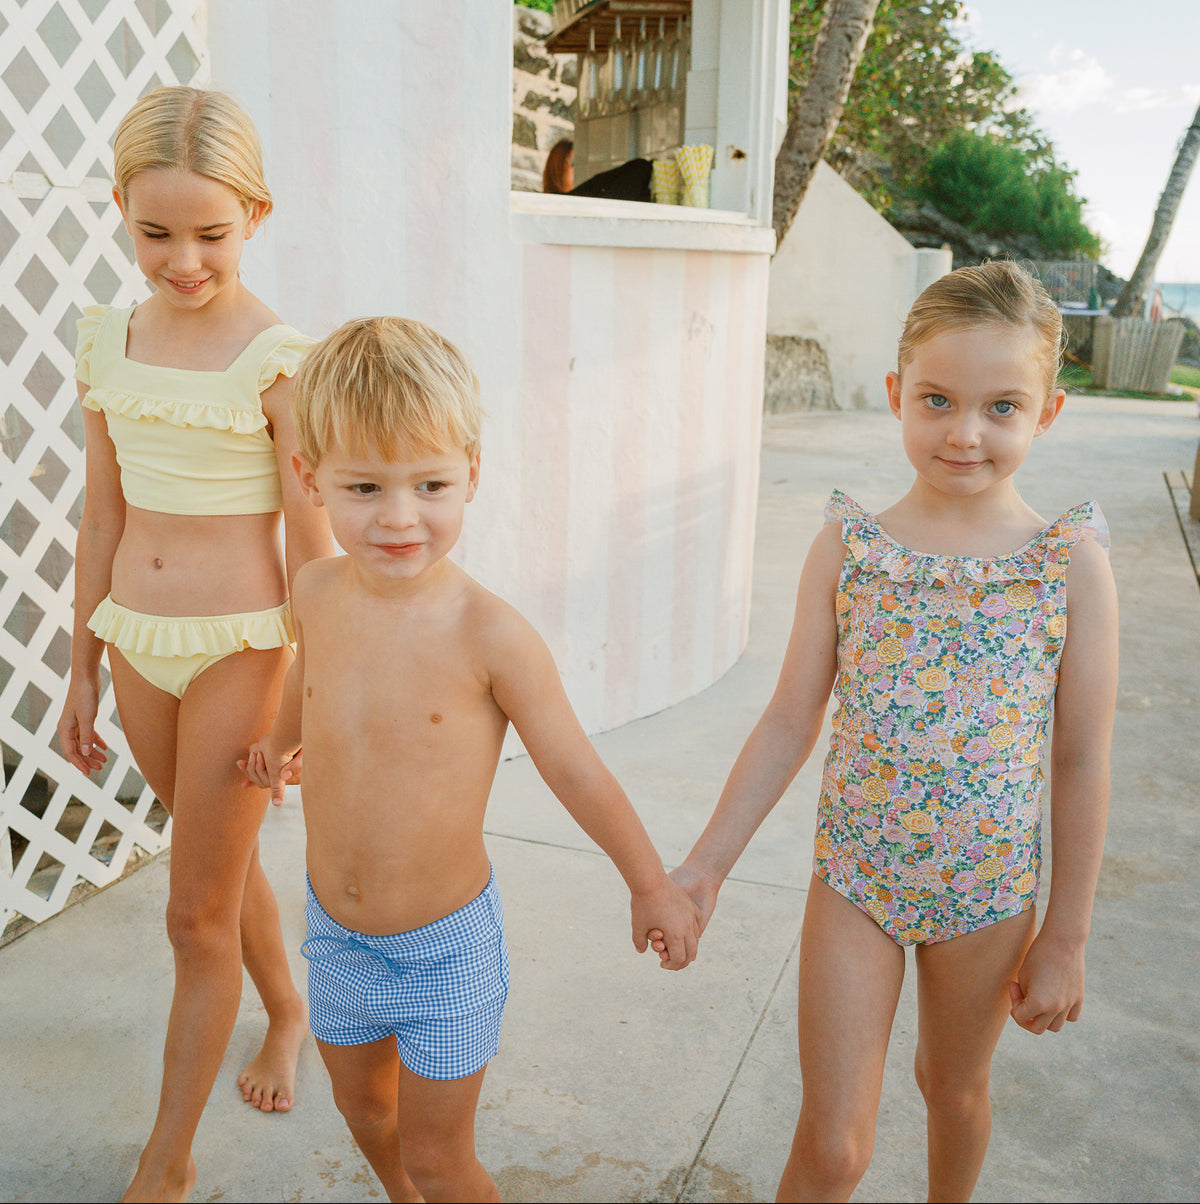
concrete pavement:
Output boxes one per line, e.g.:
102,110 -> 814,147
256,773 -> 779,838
3,397 -> 1199,1203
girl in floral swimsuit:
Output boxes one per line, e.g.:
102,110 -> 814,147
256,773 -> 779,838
664,261 -> 1119,1202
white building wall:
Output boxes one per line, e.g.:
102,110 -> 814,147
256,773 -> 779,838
768,160 -> 952,409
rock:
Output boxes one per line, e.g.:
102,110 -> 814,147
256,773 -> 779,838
764,336 -> 837,412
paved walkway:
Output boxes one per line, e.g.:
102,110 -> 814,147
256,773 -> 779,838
3,398 -> 1199,1203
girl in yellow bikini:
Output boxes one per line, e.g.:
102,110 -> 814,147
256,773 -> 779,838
56,87 -> 333,1202
661,261 -> 1119,1202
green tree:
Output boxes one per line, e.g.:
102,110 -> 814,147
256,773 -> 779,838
918,130 -> 1100,257
787,0 -> 1101,258
787,0 -> 1016,206
1033,166 -> 1102,259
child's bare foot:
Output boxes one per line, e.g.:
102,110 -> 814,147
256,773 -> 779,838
237,1002 -> 307,1112
121,1153 -> 196,1202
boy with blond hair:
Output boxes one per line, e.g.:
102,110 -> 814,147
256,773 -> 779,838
241,316 -> 700,1202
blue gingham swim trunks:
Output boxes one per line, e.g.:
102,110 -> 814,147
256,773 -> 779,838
303,868 -> 509,1080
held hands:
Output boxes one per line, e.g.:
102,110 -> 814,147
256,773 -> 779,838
1008,930 -> 1087,1034
57,683 -> 109,775
631,874 -> 703,971
238,739 -> 302,806
644,861 -> 722,968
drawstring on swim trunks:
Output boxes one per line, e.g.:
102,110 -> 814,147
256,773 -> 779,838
301,934 -> 390,968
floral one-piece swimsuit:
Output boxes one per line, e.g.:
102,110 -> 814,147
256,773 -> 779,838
814,490 -> 1109,946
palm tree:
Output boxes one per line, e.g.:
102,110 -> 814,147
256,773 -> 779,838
1112,102 -> 1200,318
772,0 -> 881,251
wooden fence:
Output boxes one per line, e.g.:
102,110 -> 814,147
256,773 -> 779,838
1091,316 -> 1185,394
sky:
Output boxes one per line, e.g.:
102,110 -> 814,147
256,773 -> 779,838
958,0 -> 1200,283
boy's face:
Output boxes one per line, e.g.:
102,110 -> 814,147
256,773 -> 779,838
294,439 -> 479,585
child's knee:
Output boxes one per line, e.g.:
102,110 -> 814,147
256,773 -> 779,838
164,895 -> 239,958
400,1138 -> 478,1195
396,1104 -> 479,1185
796,1120 -> 874,1192
333,1088 -> 396,1135
914,1058 -> 990,1120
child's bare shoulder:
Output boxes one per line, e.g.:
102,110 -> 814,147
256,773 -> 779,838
1064,533 -> 1115,591
814,517 -> 849,553
806,518 -> 851,575
290,554 -> 350,613
457,575 -> 541,653
451,576 -> 554,685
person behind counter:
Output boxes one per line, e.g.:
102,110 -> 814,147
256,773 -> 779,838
543,138 -> 574,194
543,137 -> 652,203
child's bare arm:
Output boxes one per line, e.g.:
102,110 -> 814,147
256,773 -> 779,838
239,572 -> 310,803
486,605 -> 700,969
1009,537 -> 1118,1033
57,399 -> 123,776
670,523 -> 843,927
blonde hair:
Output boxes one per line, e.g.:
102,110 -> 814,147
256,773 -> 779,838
898,260 -> 1064,393
112,86 -> 272,217
293,317 -> 483,466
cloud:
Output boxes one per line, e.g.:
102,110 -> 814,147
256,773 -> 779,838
1015,46 -> 1200,116
1017,49 -> 1112,113
1114,84 -> 1200,113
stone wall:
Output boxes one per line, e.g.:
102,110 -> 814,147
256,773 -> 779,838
763,335 -> 837,412
512,6 -> 576,192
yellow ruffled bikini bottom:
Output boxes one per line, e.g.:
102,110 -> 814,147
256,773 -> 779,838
88,595 -> 294,699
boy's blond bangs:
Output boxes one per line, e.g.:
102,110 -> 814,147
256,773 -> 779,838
293,317 -> 483,465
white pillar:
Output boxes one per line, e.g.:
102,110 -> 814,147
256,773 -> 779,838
207,0 -> 524,595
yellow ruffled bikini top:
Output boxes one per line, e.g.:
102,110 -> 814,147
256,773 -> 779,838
76,304 -> 314,516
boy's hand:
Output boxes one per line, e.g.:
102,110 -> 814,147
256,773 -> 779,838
648,861 -> 721,960
631,877 -> 702,970
238,741 -> 302,806
1007,931 -> 1086,1034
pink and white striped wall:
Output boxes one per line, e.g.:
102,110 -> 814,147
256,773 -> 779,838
212,0 -> 781,735
516,241 -> 767,731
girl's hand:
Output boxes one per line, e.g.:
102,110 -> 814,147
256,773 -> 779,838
648,861 -> 721,960
57,682 -> 109,775
238,741 -> 301,805
670,861 -> 722,931
1007,932 -> 1086,1034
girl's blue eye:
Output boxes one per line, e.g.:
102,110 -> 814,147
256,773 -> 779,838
993,400 -> 1015,415
926,394 -> 949,409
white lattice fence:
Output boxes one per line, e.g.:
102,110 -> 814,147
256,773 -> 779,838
0,0 -> 207,943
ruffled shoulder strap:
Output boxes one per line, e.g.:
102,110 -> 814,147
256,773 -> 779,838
253,326 -> 317,393
824,488 -> 871,529
823,489 -> 902,573
1041,500 -> 1110,558
75,304 -> 111,386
